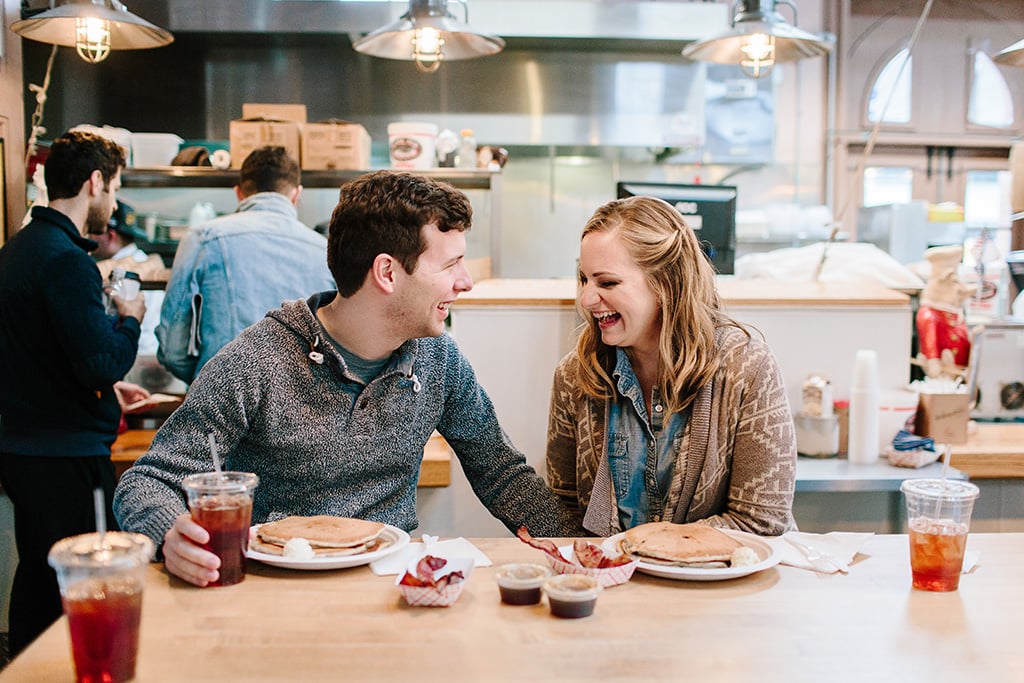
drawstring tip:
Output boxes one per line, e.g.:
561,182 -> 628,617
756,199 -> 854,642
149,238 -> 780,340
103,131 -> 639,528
308,334 -> 324,364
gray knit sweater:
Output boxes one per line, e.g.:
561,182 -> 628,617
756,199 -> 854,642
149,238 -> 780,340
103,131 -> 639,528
114,292 -> 577,548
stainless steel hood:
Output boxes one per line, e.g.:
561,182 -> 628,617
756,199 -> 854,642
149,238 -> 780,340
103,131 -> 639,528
131,0 -> 729,42
25,1 -> 772,153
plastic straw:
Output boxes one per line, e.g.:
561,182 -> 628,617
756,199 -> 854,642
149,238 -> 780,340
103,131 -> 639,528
208,433 -> 223,476
936,443 -> 952,516
93,487 -> 107,549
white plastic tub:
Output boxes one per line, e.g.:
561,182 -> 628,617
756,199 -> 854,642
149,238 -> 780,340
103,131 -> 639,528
388,122 -> 438,171
130,133 -> 183,167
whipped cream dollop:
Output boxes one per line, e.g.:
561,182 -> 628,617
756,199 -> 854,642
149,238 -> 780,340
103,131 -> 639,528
730,546 -> 760,568
282,537 -> 316,560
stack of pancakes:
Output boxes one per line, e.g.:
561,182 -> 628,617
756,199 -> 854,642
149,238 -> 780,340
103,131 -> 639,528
618,521 -> 744,568
250,516 -> 387,557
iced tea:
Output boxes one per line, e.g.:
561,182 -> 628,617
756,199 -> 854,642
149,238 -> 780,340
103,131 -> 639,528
63,577 -> 144,683
908,516 -> 968,592
189,495 -> 253,587
182,471 -> 259,587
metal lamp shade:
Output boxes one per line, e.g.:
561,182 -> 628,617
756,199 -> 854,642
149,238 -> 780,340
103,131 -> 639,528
993,39 -> 1024,67
352,0 -> 504,62
11,0 -> 173,51
683,0 -> 832,66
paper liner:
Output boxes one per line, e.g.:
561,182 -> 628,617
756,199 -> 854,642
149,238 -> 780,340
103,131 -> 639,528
545,546 -> 638,588
886,448 -> 941,468
396,556 -> 473,607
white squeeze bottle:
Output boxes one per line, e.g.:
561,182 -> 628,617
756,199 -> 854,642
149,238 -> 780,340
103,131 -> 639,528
457,128 -> 477,169
847,349 -> 880,465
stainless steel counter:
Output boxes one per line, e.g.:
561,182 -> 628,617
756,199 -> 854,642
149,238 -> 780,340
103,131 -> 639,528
795,457 -> 966,493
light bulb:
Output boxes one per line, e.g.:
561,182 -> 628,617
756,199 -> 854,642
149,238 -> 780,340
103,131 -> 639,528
75,16 -> 111,63
412,27 -> 444,73
739,32 -> 774,79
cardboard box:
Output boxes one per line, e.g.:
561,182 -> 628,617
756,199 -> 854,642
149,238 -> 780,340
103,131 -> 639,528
229,118 -> 302,169
241,103 -> 307,124
301,120 -> 372,170
915,393 -> 970,444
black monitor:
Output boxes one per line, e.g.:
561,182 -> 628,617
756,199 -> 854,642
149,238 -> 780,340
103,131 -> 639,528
615,182 -> 737,274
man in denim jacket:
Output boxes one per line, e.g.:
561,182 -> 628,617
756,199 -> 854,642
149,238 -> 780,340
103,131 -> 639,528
156,146 -> 335,383
115,171 -> 580,586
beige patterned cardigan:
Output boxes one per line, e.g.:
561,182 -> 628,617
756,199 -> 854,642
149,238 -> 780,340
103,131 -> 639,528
546,325 -> 797,537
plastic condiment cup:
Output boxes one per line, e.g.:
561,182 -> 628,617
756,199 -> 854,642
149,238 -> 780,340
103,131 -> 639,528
543,573 -> 602,618
181,471 -> 259,587
48,531 -> 154,683
495,563 -> 552,605
901,478 -> 980,592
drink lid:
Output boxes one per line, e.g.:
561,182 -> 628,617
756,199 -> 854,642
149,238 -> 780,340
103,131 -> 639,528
900,478 -> 979,501
48,532 -> 154,571
182,471 -> 260,494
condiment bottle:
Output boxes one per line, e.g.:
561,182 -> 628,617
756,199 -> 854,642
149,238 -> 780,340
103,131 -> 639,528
457,128 -> 477,169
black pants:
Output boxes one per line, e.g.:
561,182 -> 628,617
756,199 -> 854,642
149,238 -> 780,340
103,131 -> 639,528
0,453 -> 118,657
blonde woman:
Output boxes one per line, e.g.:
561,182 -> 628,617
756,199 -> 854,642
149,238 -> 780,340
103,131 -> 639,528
546,196 -> 796,536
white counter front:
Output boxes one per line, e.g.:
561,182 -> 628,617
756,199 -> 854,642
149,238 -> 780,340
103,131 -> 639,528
452,277 -> 914,409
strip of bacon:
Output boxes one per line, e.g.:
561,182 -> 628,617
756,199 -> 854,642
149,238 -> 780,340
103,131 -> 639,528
518,526 -> 631,568
516,526 -> 565,562
397,555 -> 465,588
573,538 -> 633,568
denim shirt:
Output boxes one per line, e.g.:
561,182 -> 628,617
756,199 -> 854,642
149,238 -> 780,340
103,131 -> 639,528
607,348 -> 687,529
156,192 -> 336,383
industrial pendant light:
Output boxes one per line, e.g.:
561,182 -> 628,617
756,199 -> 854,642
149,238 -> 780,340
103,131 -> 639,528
352,0 -> 505,74
682,0 -> 832,79
12,0 -> 173,64
993,39 -> 1024,67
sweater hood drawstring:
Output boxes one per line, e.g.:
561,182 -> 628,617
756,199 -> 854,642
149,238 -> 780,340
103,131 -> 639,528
308,334 -> 325,365
272,299 -> 422,393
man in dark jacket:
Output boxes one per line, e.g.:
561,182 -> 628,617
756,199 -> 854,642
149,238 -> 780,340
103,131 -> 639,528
0,130 -> 147,655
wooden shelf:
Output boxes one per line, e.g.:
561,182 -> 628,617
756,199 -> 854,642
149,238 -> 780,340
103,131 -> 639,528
111,429 -> 451,487
122,167 -> 499,191
949,422 -> 1024,479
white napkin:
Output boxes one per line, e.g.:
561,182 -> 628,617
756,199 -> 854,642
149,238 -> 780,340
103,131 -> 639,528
370,536 -> 492,576
770,531 -> 874,574
961,551 -> 980,573
769,532 -> 982,576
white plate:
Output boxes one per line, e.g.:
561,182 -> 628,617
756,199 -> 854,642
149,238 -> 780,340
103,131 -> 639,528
246,524 -> 410,571
601,528 -> 779,582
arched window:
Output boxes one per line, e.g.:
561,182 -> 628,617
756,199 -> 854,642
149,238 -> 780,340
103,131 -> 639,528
967,51 -> 1014,129
867,48 -> 912,124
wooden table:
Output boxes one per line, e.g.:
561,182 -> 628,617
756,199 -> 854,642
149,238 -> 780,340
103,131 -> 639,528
3,534 -> 1023,681
111,429 -> 452,487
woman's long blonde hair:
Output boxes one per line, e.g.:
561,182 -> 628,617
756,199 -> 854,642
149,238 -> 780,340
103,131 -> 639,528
574,196 -> 746,414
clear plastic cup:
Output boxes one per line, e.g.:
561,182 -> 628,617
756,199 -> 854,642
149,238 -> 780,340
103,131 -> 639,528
495,563 -> 551,605
48,531 -> 154,683
543,573 -> 602,618
181,472 -> 259,587
901,478 -> 980,592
